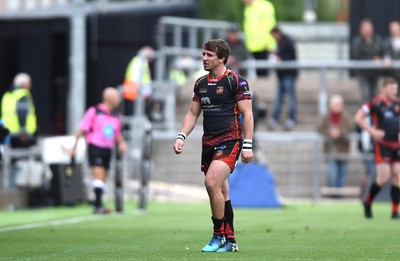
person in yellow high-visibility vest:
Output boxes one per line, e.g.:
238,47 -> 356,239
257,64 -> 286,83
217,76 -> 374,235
242,0 -> 276,77
1,73 -> 37,148
123,46 -> 154,116
1,73 -> 38,189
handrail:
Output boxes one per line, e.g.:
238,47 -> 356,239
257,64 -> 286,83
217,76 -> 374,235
170,58 -> 400,116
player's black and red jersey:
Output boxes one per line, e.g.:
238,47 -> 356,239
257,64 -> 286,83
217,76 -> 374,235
193,69 -> 251,146
362,95 -> 400,148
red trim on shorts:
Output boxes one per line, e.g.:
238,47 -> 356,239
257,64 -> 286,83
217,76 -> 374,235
379,140 -> 400,149
215,141 -> 240,171
374,142 -> 384,164
374,143 -> 400,164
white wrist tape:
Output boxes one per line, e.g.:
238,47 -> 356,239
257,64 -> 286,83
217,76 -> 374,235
176,132 -> 187,141
242,139 -> 253,151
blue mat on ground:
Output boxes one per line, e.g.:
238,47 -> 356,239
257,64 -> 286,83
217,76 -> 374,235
229,163 -> 282,208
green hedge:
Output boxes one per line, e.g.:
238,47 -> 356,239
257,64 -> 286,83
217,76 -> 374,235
199,0 -> 347,23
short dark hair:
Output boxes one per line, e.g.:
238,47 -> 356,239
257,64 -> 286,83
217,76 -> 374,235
202,39 -> 230,65
382,76 -> 398,87
270,26 -> 281,34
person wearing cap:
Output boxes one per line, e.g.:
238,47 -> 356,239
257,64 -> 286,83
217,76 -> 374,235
225,24 -> 251,76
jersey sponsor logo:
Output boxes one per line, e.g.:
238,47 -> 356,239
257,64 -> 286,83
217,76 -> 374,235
384,111 -> 394,118
201,97 -> 211,105
242,83 -> 251,96
199,88 -> 208,93
239,81 -> 247,86
216,86 -> 224,95
208,83 -> 216,86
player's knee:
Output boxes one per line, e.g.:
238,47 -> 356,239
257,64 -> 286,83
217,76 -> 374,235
204,179 -> 219,194
377,175 -> 390,185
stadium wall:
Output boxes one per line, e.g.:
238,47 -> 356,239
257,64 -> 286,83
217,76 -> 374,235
349,0 -> 400,44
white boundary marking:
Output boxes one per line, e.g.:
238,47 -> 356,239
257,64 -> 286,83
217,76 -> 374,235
0,211 -> 144,233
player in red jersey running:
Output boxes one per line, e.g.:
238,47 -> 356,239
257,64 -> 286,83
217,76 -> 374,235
355,77 -> 400,219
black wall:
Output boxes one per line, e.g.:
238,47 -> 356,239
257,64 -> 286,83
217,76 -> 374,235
350,0 -> 400,40
0,3 -> 198,135
0,19 -> 69,135
86,3 -> 198,109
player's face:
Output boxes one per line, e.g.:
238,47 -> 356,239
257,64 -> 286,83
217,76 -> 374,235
383,83 -> 398,101
202,49 -> 223,72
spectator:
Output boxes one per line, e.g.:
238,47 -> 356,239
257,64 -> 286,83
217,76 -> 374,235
268,26 -> 298,131
225,23 -> 251,76
242,0 -> 276,77
384,21 -> 400,82
123,46 -> 155,116
1,73 -> 37,148
317,95 -> 354,188
352,19 -> 385,103
71,87 -> 127,214
1,73 -> 38,188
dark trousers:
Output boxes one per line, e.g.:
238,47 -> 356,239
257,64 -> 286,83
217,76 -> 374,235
273,74 -> 297,122
251,50 -> 269,77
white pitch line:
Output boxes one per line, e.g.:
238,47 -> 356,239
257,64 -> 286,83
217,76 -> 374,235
0,209 -> 146,233
0,215 -> 103,233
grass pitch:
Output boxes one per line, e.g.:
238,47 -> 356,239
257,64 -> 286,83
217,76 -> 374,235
1,201 -> 400,260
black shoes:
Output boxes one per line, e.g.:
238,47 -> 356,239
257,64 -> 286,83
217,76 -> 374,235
363,202 -> 372,219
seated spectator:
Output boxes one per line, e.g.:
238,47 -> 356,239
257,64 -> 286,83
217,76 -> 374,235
384,21 -> 400,82
225,23 -> 251,76
316,95 -> 354,188
352,19 -> 385,103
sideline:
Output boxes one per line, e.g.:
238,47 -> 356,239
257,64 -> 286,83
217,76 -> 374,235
0,210 -> 144,233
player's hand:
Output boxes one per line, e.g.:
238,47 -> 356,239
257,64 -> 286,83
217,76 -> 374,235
173,139 -> 184,154
241,150 -> 254,163
370,128 -> 385,142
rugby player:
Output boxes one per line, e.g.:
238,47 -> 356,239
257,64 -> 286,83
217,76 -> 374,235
173,39 -> 254,252
355,77 -> 400,219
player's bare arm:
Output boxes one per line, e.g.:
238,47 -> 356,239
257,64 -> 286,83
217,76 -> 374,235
237,99 -> 254,163
173,101 -> 202,154
355,108 -> 384,141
